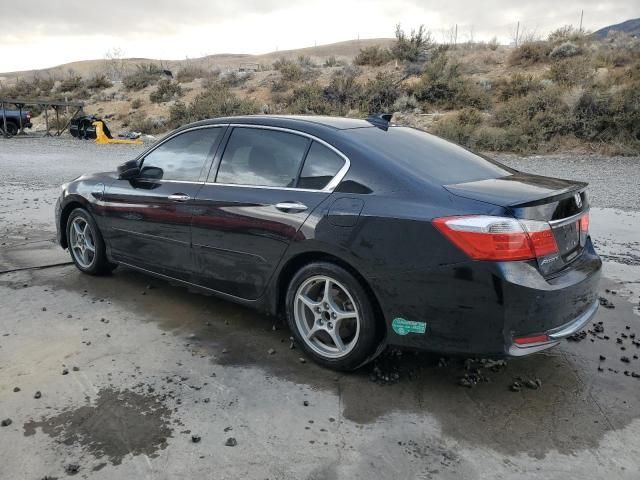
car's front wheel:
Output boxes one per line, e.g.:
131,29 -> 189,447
286,262 -> 379,371
66,208 -> 114,275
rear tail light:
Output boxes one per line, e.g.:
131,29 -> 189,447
26,111 -> 32,120
433,215 -> 559,261
579,212 -> 589,232
579,211 -> 590,244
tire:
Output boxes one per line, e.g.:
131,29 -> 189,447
2,121 -> 18,136
66,208 -> 114,275
286,262 -> 379,371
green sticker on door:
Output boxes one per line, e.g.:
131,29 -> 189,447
392,318 -> 427,336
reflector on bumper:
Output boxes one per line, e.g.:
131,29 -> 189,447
508,299 -> 599,356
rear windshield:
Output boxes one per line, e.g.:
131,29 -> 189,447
346,126 -> 513,184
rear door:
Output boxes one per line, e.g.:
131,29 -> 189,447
191,126 -> 348,299
103,126 -> 225,280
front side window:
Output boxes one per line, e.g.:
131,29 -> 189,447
140,128 -> 221,182
215,127 -> 309,187
297,141 -> 345,190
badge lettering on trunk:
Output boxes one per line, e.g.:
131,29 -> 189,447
392,318 -> 427,336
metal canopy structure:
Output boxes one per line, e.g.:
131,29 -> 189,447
0,98 -> 85,139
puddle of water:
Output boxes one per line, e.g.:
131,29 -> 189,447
591,208 -> 640,271
23,388 -> 173,465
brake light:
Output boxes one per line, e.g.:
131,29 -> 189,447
433,215 -> 558,261
579,212 -> 589,233
26,111 -> 31,120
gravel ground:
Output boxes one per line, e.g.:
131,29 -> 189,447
1,136 -> 640,479
1,136 -> 147,188
495,153 -> 640,211
2,136 -> 638,209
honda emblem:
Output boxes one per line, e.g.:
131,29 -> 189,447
574,193 -> 582,208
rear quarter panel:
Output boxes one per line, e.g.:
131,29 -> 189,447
276,190 -> 512,352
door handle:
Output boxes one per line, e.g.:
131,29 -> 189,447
168,194 -> 191,202
275,202 -> 308,212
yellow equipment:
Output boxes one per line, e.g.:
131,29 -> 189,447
93,121 -> 143,145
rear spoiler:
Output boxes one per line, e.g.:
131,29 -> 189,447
444,173 -> 587,208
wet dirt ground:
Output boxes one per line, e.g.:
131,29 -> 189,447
1,137 -> 639,479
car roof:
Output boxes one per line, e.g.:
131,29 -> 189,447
182,115 -> 375,132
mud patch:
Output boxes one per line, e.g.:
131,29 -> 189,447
23,388 -> 173,465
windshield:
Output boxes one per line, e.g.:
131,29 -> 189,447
346,126 -> 514,185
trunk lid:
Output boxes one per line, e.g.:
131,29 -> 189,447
444,171 -> 586,210
444,172 -> 589,276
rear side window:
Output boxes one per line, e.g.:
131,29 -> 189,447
216,127 -> 309,187
141,128 -> 221,181
297,141 -> 345,190
345,127 -> 513,184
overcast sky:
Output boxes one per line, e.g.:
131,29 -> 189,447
0,0 -> 637,72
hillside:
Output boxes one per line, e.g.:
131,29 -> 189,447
594,18 -> 640,39
0,39 -> 394,80
1,26 -> 638,155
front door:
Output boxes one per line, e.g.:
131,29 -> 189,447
191,126 -> 348,299
102,126 -> 225,280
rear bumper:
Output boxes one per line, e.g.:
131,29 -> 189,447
374,237 -> 602,356
507,299 -> 598,356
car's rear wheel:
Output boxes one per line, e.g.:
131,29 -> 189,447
67,208 -> 114,275
286,262 -> 379,370
2,121 -> 18,136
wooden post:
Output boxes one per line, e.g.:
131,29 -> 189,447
54,106 -> 61,136
17,103 -> 24,135
44,106 -> 50,137
1,102 -> 8,138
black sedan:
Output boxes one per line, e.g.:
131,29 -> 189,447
55,115 -> 601,370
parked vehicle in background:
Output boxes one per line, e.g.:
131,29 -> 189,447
54,114 -> 601,371
0,108 -> 32,136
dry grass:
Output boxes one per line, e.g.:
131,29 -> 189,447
3,28 -> 638,154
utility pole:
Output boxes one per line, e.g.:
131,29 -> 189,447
454,24 -> 458,46
579,10 -> 584,32
515,21 -> 520,47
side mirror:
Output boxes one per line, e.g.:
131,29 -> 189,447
140,166 -> 164,179
117,159 -> 140,180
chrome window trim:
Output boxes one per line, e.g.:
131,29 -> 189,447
137,124 -> 227,162
210,123 -> 351,193
143,179 -> 202,185
203,181 -> 328,193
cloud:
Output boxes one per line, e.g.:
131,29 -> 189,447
3,0 -> 631,37
1,0 -> 297,36
0,0 -> 637,72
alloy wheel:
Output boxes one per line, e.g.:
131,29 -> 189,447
294,275 -> 360,359
69,216 -> 96,268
